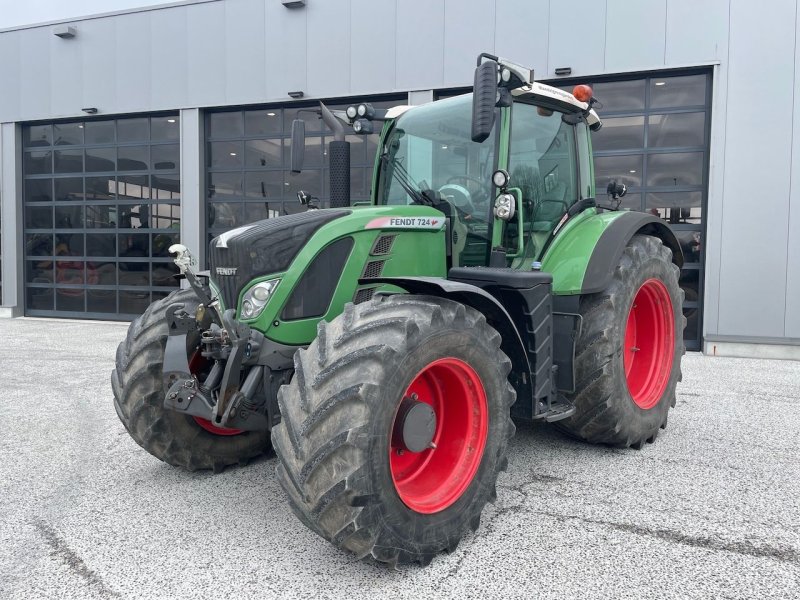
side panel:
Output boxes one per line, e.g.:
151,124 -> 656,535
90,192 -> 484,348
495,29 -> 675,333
242,206 -> 449,344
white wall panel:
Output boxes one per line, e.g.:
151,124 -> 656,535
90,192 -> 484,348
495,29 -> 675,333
717,0 -> 795,337
784,4 -> 800,338
79,19 -> 115,117
350,0 -> 396,95
186,1 -> 226,106
114,11 -> 152,113
442,0 -> 495,88
263,0 -> 306,101
493,0 -> 548,78
307,0 -> 351,98
50,25 -> 84,117
0,32 -> 21,118
666,0 -> 729,65
548,0 -> 606,77
18,28 -> 51,118
395,0 -> 445,90
150,8 -> 188,109
224,0 -> 266,105
605,0 -> 666,71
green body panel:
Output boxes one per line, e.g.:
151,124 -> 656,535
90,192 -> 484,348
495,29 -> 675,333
235,204 -> 447,345
540,208 -> 629,294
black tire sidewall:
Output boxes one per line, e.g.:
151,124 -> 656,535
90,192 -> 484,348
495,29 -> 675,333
607,243 -> 683,434
361,325 -> 510,551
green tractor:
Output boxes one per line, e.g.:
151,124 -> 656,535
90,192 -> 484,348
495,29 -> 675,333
112,54 -> 685,566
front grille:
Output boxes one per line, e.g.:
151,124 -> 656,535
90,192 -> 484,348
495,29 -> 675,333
362,260 -> 385,279
208,209 -> 350,308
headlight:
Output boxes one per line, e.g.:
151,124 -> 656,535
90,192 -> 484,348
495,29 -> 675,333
240,279 -> 280,320
493,193 -> 516,221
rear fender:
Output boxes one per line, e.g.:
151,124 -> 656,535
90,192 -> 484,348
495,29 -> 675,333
542,210 -> 684,295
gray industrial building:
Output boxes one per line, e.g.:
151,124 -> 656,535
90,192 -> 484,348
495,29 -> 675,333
0,0 -> 798,359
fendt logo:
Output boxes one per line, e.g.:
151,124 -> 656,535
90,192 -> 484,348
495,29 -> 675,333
215,267 -> 238,276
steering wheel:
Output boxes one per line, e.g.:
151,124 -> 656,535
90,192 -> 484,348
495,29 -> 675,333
446,175 -> 491,196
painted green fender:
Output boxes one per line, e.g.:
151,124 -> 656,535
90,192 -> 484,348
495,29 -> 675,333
541,208 -> 684,295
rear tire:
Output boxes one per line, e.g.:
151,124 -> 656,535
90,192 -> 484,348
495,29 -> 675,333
556,235 -> 685,448
271,294 -> 515,566
111,289 -> 271,472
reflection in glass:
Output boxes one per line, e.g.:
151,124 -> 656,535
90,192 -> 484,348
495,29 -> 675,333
25,125 -> 53,147
209,141 -> 244,169
245,139 -> 282,168
646,191 -> 703,224
209,172 -> 243,199
86,177 -> 115,200
53,122 -> 83,145
647,152 -> 703,186
152,175 -> 180,200
117,118 -> 149,142
245,110 -> 282,136
118,175 -> 150,200
26,233 -> 53,256
55,205 -> 84,229
54,149 -> 84,173
54,178 -> 83,201
592,116 -> 644,151
152,144 -> 179,170
26,206 -> 53,229
650,75 -> 706,108
27,260 -> 53,283
648,113 -> 705,148
593,155 -> 642,188
86,234 -> 117,256
25,151 -> 52,174
25,179 -> 53,202
245,171 -> 283,200
151,116 -> 180,142
209,112 -> 243,138
118,146 -> 149,171
676,231 -> 703,264
84,121 -> 115,144
592,79 -> 646,112
208,202 -> 243,228
85,146 -> 116,172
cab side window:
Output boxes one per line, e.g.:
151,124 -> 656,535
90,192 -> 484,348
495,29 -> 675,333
508,102 -> 578,238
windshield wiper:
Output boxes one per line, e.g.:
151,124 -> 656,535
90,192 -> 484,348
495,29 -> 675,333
381,153 -> 432,206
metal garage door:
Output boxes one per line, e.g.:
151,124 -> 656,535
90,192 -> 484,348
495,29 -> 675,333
22,115 -> 181,319
205,96 -> 404,243
582,69 -> 710,351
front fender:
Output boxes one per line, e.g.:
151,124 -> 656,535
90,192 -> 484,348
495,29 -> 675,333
541,209 -> 683,295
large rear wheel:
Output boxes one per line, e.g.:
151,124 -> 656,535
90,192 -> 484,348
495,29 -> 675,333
271,294 -> 515,566
111,289 -> 271,471
556,235 -> 685,447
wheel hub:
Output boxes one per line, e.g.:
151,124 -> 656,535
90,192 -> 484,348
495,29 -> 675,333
393,395 -> 437,453
389,357 -> 489,514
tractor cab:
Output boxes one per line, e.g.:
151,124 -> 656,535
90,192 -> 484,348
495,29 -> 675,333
372,83 -> 601,272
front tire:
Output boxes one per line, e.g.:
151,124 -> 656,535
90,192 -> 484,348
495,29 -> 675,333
111,289 -> 271,471
557,235 -> 685,448
271,294 -> 515,566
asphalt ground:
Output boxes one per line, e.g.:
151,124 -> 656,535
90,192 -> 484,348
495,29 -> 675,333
1,317 -> 798,600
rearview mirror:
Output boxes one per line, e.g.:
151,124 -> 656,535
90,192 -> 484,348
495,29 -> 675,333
471,59 -> 498,143
290,119 -> 305,173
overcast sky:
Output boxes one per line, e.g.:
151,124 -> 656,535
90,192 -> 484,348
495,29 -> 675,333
0,0 -> 178,28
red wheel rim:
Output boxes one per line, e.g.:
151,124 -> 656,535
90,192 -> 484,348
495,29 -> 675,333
188,351 -> 243,436
623,278 -> 675,409
389,358 -> 488,514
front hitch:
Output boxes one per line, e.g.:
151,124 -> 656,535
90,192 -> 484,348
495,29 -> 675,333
162,303 -> 269,431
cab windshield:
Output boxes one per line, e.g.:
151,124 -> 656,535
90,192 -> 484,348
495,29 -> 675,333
376,94 -> 497,266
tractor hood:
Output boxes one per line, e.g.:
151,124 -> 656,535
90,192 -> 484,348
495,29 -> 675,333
207,205 -> 449,344
208,210 -> 351,309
